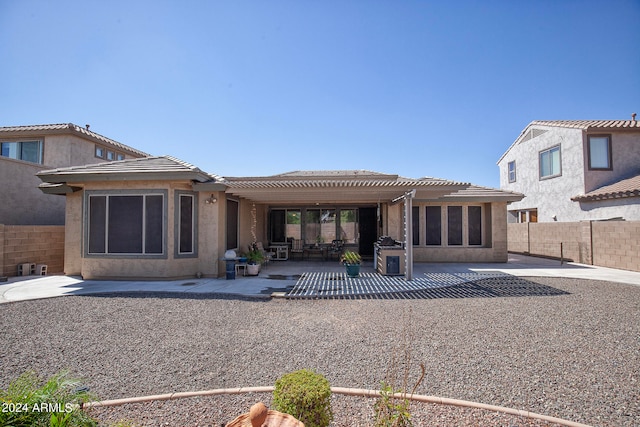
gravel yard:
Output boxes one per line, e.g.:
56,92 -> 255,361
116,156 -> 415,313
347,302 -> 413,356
1,277 -> 638,426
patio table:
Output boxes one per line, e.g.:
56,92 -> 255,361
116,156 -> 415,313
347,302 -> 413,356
269,245 -> 289,260
304,245 -> 328,261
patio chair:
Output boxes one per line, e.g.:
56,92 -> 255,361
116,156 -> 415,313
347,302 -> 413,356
328,239 -> 344,261
290,239 -> 304,260
256,242 -> 273,266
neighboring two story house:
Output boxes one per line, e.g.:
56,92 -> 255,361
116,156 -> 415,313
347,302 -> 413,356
497,119 -> 640,223
0,123 -> 148,225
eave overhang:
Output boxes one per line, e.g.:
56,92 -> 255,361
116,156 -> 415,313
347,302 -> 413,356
38,183 -> 82,195
37,170 -> 214,184
223,178 -> 470,204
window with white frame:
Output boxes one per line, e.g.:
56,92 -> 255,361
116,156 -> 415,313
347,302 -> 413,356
1,140 -> 43,164
539,145 -> 561,179
87,192 -> 165,256
588,134 -> 612,170
508,161 -> 516,183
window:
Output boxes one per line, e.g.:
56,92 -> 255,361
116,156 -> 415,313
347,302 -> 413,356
518,209 -> 538,223
116,153 -> 125,161
427,205 -> 482,246
287,210 -> 302,240
176,193 -> 196,256
425,206 -> 442,245
588,135 -> 612,170
305,209 -> 336,244
87,193 -> 165,256
95,146 -> 104,159
508,161 -> 516,183
447,206 -> 463,246
270,208 -> 357,244
468,206 -> 482,245
269,209 -> 302,243
226,199 -> 239,250
412,206 -> 420,245
339,209 -> 357,243
106,150 -> 115,161
1,140 -> 43,164
539,145 -> 561,179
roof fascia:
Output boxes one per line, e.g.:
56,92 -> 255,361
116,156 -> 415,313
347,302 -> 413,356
37,171 -> 212,184
192,181 -> 229,191
38,183 -> 82,195
430,194 -> 525,203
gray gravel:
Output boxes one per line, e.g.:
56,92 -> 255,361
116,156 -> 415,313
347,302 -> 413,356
1,277 -> 638,426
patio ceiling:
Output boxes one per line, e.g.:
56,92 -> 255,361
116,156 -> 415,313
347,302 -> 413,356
223,177 -> 469,204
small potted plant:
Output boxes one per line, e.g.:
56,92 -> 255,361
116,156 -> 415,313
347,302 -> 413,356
246,244 -> 264,276
340,250 -> 361,278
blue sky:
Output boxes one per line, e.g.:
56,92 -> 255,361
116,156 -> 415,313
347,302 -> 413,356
1,0 -> 639,187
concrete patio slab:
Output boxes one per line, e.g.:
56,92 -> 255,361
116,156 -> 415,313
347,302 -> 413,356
1,254 -> 638,303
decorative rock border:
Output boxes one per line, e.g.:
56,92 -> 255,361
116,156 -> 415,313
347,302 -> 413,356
83,386 -> 591,427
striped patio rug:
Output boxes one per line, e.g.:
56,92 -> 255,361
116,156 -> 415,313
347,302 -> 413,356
285,271 -> 514,299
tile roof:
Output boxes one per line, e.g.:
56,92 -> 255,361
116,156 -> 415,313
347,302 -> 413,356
498,119 -> 640,164
272,170 -> 397,178
530,120 -> 640,130
0,123 -> 150,157
37,155 -> 223,184
224,171 -> 468,189
435,185 -> 524,202
572,173 -> 640,202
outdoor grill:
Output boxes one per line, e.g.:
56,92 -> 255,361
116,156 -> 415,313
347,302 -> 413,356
374,236 -> 405,276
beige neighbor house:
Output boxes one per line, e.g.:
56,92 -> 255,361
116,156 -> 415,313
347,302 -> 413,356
498,119 -> 640,223
0,123 -> 148,225
37,156 -> 523,280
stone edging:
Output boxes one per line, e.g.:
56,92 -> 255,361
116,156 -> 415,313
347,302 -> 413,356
83,386 -> 592,427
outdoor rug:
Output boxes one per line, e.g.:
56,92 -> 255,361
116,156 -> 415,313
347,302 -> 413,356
286,271 -> 569,300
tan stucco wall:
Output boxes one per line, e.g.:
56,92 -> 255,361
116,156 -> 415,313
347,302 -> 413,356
0,158 -> 66,225
1,133 -> 145,226
64,180 -> 225,280
387,201 -> 509,263
63,191 -> 84,275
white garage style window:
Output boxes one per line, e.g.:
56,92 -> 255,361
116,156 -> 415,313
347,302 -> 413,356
86,191 -> 166,256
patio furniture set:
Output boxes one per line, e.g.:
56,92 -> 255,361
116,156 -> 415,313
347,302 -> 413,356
233,240 -> 345,276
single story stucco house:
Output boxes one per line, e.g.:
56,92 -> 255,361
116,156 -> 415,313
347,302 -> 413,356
36,156 -> 523,280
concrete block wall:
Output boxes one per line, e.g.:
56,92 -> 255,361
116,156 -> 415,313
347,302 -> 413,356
0,225 -> 65,277
507,223 -> 529,253
508,221 -> 639,272
592,221 -> 640,272
529,222 -> 591,264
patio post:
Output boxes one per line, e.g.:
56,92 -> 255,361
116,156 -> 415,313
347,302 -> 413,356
403,189 -> 416,281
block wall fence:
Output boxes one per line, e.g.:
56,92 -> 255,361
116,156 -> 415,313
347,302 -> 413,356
0,225 -> 65,277
508,221 -> 639,272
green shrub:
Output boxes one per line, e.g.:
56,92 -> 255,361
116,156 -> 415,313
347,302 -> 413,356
374,382 -> 412,427
272,369 -> 333,427
0,370 -> 97,427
